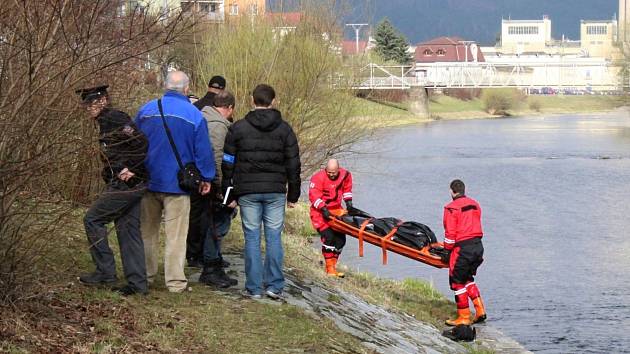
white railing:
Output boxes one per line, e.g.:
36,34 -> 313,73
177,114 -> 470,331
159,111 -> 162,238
347,62 -> 626,90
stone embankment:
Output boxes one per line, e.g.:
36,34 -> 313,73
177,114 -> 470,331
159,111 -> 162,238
193,255 -> 531,354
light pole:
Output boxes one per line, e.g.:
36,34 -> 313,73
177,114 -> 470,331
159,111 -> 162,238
346,23 -> 368,54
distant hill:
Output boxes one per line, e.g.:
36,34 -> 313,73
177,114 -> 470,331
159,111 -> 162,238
351,0 -> 619,45
269,0 -> 619,46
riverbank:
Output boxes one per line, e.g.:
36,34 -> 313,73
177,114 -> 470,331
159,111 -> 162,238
352,94 -> 628,127
0,204 -> 527,353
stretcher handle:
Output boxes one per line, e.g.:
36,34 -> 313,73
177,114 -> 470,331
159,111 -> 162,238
357,219 -> 372,257
381,227 -> 399,265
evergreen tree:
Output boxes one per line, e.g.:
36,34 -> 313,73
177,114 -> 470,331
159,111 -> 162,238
373,18 -> 412,64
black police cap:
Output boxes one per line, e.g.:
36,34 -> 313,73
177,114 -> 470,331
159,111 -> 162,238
75,85 -> 109,103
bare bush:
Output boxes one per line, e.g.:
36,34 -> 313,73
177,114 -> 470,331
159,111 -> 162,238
443,88 -> 481,101
528,98 -> 542,112
481,88 -> 525,116
191,1 -> 371,175
0,0 -> 194,303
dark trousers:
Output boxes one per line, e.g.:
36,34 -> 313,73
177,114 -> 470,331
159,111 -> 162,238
319,228 -> 347,259
84,181 -> 147,291
203,204 -> 234,264
186,192 -> 208,262
449,238 -> 484,289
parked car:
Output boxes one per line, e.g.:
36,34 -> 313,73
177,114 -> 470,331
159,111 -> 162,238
541,87 -> 556,95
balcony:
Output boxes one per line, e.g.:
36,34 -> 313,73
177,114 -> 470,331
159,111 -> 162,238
181,0 -> 225,22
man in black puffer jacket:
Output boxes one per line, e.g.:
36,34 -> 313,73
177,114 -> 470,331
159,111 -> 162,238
222,84 -> 301,300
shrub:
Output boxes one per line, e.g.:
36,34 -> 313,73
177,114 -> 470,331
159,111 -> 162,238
443,88 -> 481,101
0,0 -> 193,303
192,5 -> 371,175
481,89 -> 522,115
529,99 -> 542,112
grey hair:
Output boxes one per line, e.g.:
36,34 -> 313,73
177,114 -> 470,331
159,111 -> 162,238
164,71 -> 190,93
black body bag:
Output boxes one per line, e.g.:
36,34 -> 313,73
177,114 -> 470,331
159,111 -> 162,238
392,221 -> 438,250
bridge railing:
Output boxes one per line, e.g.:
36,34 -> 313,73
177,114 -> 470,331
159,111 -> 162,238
342,62 -> 627,90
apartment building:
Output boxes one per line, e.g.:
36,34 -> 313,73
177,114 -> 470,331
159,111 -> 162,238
121,0 -> 265,21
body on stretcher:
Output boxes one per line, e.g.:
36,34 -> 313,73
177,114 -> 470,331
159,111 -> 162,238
327,208 -> 449,269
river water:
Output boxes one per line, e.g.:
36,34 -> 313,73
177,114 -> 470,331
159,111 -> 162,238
338,110 -> 630,353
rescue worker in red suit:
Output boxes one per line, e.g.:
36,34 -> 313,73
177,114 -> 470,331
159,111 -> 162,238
309,159 -> 353,277
442,179 -> 487,326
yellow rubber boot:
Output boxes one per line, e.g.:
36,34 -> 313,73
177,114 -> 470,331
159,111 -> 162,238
472,297 -> 487,324
445,308 -> 472,326
325,258 -> 345,278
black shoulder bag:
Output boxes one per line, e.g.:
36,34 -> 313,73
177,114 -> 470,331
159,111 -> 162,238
157,99 -> 202,192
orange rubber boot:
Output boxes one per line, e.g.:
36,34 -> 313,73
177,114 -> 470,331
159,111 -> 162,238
325,258 -> 345,278
445,308 -> 472,326
472,297 -> 487,324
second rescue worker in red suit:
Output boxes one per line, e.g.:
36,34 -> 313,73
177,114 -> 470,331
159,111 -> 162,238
442,179 -> 487,326
309,159 -> 353,277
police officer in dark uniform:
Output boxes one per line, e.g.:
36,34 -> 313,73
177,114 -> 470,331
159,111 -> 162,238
76,85 -> 149,296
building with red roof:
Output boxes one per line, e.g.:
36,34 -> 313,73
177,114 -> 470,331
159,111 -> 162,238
414,36 -> 485,63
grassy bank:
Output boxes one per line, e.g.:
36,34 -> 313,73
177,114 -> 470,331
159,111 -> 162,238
1,204 -> 455,353
350,94 -> 628,124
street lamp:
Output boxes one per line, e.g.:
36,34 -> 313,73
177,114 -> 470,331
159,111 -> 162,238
346,23 -> 368,54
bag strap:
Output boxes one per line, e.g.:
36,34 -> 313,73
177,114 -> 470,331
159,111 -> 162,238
157,99 -> 184,170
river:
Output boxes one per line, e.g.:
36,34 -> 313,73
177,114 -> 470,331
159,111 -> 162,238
338,109 -> 630,353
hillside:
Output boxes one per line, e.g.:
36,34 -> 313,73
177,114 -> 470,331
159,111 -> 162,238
349,0 -> 618,45
269,0 -> 619,45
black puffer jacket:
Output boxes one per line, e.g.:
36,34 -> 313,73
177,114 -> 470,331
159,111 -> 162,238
221,108 -> 301,203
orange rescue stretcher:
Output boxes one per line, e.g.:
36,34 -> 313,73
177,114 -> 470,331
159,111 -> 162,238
328,209 -> 448,269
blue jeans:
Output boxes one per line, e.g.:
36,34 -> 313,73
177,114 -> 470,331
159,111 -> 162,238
238,193 -> 286,295
203,206 -> 234,263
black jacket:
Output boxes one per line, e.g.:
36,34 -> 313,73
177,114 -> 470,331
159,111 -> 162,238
193,92 -> 216,111
222,108 -> 301,203
97,108 -> 149,186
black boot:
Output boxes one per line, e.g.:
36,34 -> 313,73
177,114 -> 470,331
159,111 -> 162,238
79,272 -> 118,286
214,266 -> 238,286
199,261 -> 230,288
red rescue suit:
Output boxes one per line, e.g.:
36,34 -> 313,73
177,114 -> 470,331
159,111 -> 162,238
443,196 -> 483,251
443,195 -> 484,312
309,168 -> 353,232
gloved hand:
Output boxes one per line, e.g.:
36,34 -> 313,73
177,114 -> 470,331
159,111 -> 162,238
345,200 -> 353,209
321,207 -> 332,220
441,250 -> 451,264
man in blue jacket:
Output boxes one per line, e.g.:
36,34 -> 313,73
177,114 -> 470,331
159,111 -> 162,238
135,71 -> 215,293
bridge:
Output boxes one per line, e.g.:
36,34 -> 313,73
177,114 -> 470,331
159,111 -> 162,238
348,61 -> 627,90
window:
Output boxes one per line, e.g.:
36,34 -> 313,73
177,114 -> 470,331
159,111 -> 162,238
229,3 -> 238,15
250,4 -> 258,15
200,2 -> 210,13
181,1 -> 193,12
423,49 -> 433,55
436,48 -> 446,56
508,26 -> 539,35
210,3 -> 217,12
586,25 -> 607,35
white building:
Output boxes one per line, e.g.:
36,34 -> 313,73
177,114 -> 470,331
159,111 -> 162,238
501,16 -> 552,54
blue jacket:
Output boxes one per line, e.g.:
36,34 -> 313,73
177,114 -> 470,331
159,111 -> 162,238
135,91 -> 215,194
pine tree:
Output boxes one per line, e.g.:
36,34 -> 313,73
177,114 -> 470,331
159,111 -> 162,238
373,18 -> 412,64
